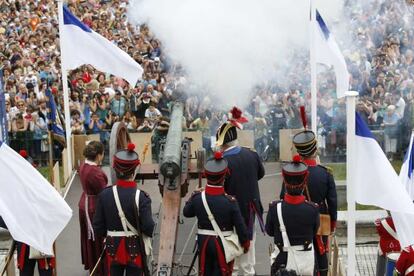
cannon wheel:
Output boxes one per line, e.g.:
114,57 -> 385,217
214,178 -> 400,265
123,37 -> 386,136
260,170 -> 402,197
109,122 -> 131,184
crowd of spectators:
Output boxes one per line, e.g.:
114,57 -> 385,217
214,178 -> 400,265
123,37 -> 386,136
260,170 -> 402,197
1,0 -> 414,165
249,0 -> 414,162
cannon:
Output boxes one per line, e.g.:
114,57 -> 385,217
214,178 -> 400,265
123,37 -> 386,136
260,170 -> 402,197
159,103 -> 186,190
109,102 -> 206,275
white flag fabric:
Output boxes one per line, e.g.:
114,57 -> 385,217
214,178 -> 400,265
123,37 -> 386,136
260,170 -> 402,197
354,113 -> 414,214
60,6 -> 143,86
0,141 -> 72,254
313,10 -> 349,98
391,132 -> 414,247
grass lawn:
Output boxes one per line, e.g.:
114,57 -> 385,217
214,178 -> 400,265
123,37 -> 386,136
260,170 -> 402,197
38,166 -> 66,188
338,203 -> 381,211
326,160 -> 403,180
328,160 -> 403,211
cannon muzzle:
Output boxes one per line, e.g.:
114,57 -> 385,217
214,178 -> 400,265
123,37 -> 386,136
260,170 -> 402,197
160,103 -> 184,184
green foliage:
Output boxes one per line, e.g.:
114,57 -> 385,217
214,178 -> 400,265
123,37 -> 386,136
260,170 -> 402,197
326,163 -> 346,180
37,166 -> 65,188
338,203 -> 380,211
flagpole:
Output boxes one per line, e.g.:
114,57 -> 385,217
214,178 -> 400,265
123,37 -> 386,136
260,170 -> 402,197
345,90 -> 358,276
0,69 -> 8,144
310,0 -> 317,134
58,0 -> 73,171
47,130 -> 58,275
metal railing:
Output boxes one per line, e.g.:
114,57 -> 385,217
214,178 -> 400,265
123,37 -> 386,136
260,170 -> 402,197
8,131 -> 56,167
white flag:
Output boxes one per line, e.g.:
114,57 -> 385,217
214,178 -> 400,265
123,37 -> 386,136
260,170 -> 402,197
60,6 -> 143,86
313,10 -> 349,98
0,141 -> 72,254
353,113 -> 414,214
392,132 -> 414,247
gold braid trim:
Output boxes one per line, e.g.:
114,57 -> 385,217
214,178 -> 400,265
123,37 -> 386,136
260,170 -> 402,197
216,123 -> 234,146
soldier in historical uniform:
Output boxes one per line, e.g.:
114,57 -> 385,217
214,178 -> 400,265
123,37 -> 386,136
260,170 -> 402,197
93,143 -> 155,276
280,128 -> 337,276
183,151 -> 250,275
375,216 -> 401,275
215,107 -> 265,275
267,156 -> 320,275
396,245 -> 414,276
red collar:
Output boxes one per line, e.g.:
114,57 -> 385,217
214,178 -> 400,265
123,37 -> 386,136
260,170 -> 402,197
284,194 -> 305,205
303,158 -> 317,167
205,185 -> 225,195
116,180 -> 137,188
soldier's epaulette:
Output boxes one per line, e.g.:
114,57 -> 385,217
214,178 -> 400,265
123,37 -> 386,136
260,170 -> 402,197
318,164 -> 333,175
305,200 -> 319,208
225,194 -> 237,202
242,146 -> 256,153
269,199 -> 282,206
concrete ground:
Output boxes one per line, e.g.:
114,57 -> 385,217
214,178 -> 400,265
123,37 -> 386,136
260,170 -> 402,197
55,162 -> 283,276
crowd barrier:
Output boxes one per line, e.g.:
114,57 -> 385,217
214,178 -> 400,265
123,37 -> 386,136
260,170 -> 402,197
8,125 -> 393,170
70,130 -> 254,169
279,128 -> 302,161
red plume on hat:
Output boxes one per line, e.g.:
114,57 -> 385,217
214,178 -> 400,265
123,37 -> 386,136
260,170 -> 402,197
300,105 -> 307,129
228,106 -> 248,130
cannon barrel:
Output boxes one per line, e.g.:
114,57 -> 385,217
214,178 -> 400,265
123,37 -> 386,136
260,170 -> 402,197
160,103 -> 184,180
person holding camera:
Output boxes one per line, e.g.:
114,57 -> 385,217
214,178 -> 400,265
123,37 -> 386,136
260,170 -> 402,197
110,90 -> 127,118
135,91 -> 153,126
71,110 -> 85,135
137,118 -> 154,132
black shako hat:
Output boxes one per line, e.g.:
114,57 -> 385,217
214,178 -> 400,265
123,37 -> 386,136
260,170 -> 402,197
204,151 -> 229,185
292,130 -> 317,157
282,155 -> 308,192
215,106 -> 248,146
113,143 -> 140,177
292,106 -> 317,157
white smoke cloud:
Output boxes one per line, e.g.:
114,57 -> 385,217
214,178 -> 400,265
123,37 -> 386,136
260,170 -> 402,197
128,0 -> 344,108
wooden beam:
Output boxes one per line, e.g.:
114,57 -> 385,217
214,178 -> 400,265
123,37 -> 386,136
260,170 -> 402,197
156,175 -> 182,275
